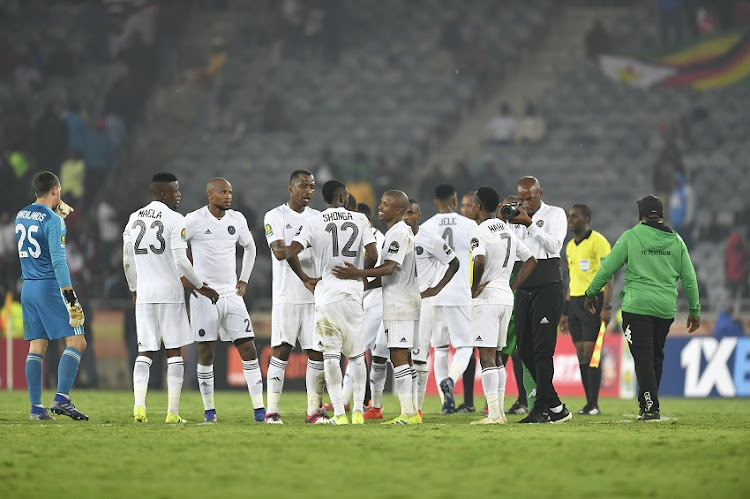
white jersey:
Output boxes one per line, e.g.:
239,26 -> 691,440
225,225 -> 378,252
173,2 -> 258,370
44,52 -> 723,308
508,201 -> 566,259
471,218 -> 533,305
414,228 -> 455,294
293,207 -> 376,306
363,226 -> 385,308
421,212 -> 475,307
382,221 -> 420,321
264,203 -> 320,304
123,201 -> 188,304
185,206 -> 254,296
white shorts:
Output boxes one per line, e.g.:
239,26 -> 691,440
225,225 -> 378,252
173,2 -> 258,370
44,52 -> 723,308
471,303 -> 513,350
383,320 -> 419,350
190,293 -> 253,342
372,324 -> 390,359
314,297 -> 365,357
136,303 -> 192,351
272,303 -> 315,350
430,305 -> 471,348
363,289 -> 383,350
412,302 -> 435,362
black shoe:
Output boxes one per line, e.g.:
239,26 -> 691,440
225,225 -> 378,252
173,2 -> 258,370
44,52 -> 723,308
50,397 -> 89,421
517,410 -> 551,424
638,411 -> 660,421
506,400 -> 529,415
455,403 -> 476,413
549,404 -> 572,424
577,404 -> 592,415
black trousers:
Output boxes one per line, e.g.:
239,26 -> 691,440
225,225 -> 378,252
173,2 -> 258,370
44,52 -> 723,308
621,312 -> 673,413
515,282 -> 564,412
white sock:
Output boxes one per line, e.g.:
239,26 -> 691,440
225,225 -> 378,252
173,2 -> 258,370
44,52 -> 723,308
370,361 -> 387,409
342,363 -> 353,407
497,364 -> 507,415
410,365 -> 419,412
133,355 -> 151,409
242,359 -> 264,409
349,353 -> 367,414
167,356 -> 184,416
267,357 -> 287,414
197,363 -> 214,411
415,362 -> 429,411
393,364 -> 415,416
306,358 -> 326,416
323,353 -> 345,416
550,403 -> 564,414
448,346 -> 473,383
481,366 -> 500,420
434,347 -> 449,403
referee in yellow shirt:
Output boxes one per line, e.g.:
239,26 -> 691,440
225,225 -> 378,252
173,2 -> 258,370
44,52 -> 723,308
559,204 -> 613,416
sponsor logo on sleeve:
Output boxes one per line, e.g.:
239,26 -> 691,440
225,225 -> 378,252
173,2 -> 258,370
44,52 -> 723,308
443,243 -> 452,255
470,238 -> 479,250
181,228 -> 187,242
388,241 -> 400,253
60,234 -> 66,248
265,224 -> 273,237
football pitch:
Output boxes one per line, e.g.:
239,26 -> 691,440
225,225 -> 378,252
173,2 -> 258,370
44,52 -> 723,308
0,391 -> 748,498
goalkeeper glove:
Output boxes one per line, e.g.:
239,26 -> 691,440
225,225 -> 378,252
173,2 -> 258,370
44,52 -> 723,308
62,289 -> 85,327
54,200 -> 74,219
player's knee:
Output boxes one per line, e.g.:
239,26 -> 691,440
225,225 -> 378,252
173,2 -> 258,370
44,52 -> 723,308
67,335 -> 87,353
305,349 -> 323,361
198,343 -> 216,365
235,338 -> 257,360
274,344 -> 292,361
372,356 -> 387,365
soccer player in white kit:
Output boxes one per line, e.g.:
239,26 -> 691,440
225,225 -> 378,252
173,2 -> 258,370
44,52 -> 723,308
263,170 -> 326,424
185,178 -> 265,423
468,187 -> 537,425
123,173 -> 219,424
402,199 -> 459,415
420,184 -> 477,414
285,180 -> 378,425
333,190 -> 422,425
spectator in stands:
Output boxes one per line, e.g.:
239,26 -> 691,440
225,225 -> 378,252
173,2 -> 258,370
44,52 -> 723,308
33,103 -> 68,172
110,1 -> 158,59
84,119 -> 113,195
669,171 -> 695,248
725,228 -> 748,304
658,0 -> 686,47
65,101 -> 87,154
104,111 -> 127,151
59,149 -> 86,208
697,6 -> 717,35
515,101 -> 546,144
487,102 -> 516,144
652,137 -> 683,211
585,19 -> 611,60
439,11 -> 465,73
3,149 -> 33,211
96,200 -> 120,272
183,36 -> 227,88
713,305 -> 744,337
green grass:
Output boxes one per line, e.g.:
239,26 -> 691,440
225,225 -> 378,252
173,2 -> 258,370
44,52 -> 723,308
1,391 -> 748,498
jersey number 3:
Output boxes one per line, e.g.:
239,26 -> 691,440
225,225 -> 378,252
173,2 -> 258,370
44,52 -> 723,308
132,220 -> 166,255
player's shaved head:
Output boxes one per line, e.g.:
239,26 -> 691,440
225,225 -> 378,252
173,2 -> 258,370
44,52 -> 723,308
322,179 -> 347,204
383,190 -> 409,211
206,177 -> 230,193
289,169 -> 313,185
518,176 -> 540,191
517,175 -> 544,216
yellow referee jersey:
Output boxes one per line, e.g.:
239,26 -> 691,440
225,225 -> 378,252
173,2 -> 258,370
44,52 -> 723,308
566,229 -> 611,297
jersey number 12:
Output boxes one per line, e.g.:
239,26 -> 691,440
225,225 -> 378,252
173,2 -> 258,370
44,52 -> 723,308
326,222 -> 359,257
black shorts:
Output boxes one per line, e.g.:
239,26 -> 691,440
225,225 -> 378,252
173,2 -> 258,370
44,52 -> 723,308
568,295 -> 602,343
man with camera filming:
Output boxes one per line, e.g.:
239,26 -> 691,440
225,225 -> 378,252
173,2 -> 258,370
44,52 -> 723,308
504,176 -> 571,423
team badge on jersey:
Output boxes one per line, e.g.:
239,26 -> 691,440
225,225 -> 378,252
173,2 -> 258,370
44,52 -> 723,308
443,243 -> 452,255
470,238 -> 479,250
388,241 -> 399,253
60,234 -> 66,247
228,225 -> 236,235
181,228 -> 187,241
265,224 -> 273,236
416,246 -> 424,255
536,220 -> 544,227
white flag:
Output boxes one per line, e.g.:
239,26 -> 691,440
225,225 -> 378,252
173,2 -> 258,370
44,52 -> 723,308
599,55 -> 677,88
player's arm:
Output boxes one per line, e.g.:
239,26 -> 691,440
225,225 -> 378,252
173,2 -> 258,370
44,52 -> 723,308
600,278 -> 614,325
237,226 -> 257,297
171,221 -> 219,304
333,259 -> 397,280
48,217 -> 84,326
511,207 -> 565,254
264,213 -> 287,260
584,233 -> 629,313
269,239 -> 287,260
286,240 -> 319,294
470,254 -> 485,298
422,256 -> 459,298
678,237 -> 701,333
511,254 -> 537,291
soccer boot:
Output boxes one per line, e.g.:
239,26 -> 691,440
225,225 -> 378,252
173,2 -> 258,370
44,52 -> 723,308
363,407 -> 383,420
470,415 -> 506,425
506,400 -> 529,415
381,413 -> 422,425
326,414 -> 350,425
577,404 -> 592,415
133,406 -> 148,423
50,396 -> 89,421
455,403 -> 476,413
638,411 -> 661,421
305,411 -> 330,424
254,408 -> 267,422
439,377 -> 456,414
549,404 -> 573,424
264,412 -> 284,424
351,411 -> 365,424
578,405 -> 600,416
165,412 -> 187,423
204,409 -> 217,423
517,410 -> 551,424
30,406 -> 55,421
